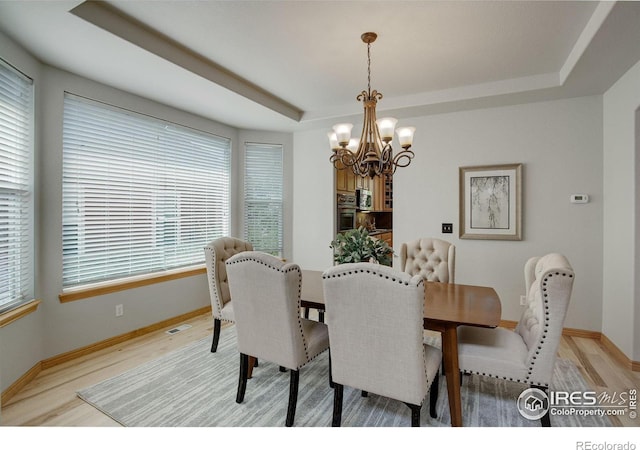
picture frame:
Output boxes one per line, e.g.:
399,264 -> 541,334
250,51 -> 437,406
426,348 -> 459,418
459,163 -> 522,240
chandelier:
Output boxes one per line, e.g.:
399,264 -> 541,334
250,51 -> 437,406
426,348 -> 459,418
329,32 -> 415,178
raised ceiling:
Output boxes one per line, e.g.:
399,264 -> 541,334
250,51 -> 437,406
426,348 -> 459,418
1,1 -> 639,131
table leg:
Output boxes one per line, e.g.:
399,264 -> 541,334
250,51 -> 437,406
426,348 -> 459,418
247,356 -> 256,379
441,324 -> 462,427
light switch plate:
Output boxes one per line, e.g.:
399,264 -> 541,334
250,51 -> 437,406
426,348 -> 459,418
570,194 -> 589,204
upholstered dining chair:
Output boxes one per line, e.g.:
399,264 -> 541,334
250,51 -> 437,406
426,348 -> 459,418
322,263 -> 442,427
225,251 -> 330,427
204,237 -> 253,353
400,237 -> 455,283
457,253 -> 575,426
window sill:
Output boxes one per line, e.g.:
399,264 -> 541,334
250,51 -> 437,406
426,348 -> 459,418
0,299 -> 41,328
58,265 -> 207,303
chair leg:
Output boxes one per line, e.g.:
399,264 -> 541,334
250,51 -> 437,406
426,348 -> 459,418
540,410 -> 551,427
319,310 -> 325,323
211,318 -> 221,353
328,351 -> 334,388
279,366 -> 287,372
332,383 -> 344,427
532,384 -> 551,427
303,307 -> 310,319
429,371 -> 439,418
247,356 -> 256,379
361,390 -> 368,397
236,353 -> 248,403
405,402 -> 422,427
285,369 -> 300,427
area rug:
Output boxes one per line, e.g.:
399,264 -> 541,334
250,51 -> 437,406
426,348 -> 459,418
77,326 -> 611,427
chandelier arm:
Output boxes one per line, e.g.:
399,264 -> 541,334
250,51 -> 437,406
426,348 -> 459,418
380,143 -> 393,165
330,148 -> 357,170
391,149 -> 415,169
329,150 -> 342,167
339,150 -> 358,168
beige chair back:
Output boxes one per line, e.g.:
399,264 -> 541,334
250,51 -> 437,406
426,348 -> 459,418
515,253 -> 574,384
225,251 -> 310,370
322,263 -> 432,405
400,238 -> 455,283
204,237 -> 253,320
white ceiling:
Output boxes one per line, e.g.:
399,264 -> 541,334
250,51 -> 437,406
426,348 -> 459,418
1,1 -> 640,131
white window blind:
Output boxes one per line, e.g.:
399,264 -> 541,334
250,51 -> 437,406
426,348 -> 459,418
62,94 -> 231,288
0,59 -> 34,313
243,143 -> 283,256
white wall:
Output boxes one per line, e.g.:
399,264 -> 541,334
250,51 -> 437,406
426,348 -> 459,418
602,58 -> 640,360
293,96 -> 604,330
292,128 -> 337,270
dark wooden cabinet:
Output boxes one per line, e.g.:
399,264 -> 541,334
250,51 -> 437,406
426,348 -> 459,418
336,165 -> 356,193
378,231 -> 393,248
373,175 -> 384,211
373,174 -> 392,211
356,174 -> 372,192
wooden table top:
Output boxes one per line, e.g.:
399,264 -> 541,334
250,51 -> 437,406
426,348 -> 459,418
423,281 -> 501,328
301,269 -> 501,328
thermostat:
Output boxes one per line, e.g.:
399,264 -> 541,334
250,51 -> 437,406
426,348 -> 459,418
570,194 -> 589,204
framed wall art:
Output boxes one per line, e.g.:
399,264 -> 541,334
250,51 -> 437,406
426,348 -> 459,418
459,163 -> 522,240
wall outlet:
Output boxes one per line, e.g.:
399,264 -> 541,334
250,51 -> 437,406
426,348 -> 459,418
115,304 -> 124,317
442,223 -> 453,234
519,295 -> 527,306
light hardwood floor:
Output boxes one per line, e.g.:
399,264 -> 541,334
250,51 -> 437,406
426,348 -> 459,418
2,312 -> 639,426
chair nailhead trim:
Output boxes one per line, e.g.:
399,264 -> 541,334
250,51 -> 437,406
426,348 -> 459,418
205,246 -> 225,318
523,268 -> 573,383
463,370 -> 525,384
322,267 -> 413,286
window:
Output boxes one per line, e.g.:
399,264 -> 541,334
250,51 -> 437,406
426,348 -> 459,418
62,94 -> 231,289
0,59 -> 34,313
243,143 -> 283,256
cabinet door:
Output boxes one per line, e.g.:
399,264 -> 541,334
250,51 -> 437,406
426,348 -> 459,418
356,174 -> 369,191
336,166 -> 347,192
373,175 -> 385,211
336,165 -> 356,193
383,174 -> 393,211
347,170 -> 356,192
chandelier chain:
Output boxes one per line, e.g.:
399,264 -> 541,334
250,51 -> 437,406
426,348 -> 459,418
367,42 -> 371,95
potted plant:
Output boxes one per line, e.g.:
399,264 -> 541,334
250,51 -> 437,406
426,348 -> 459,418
330,226 -> 393,266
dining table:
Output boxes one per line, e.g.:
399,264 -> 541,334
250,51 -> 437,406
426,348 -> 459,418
300,269 -> 502,427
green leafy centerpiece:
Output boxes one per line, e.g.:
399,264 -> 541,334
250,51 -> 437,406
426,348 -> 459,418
330,226 -> 393,266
